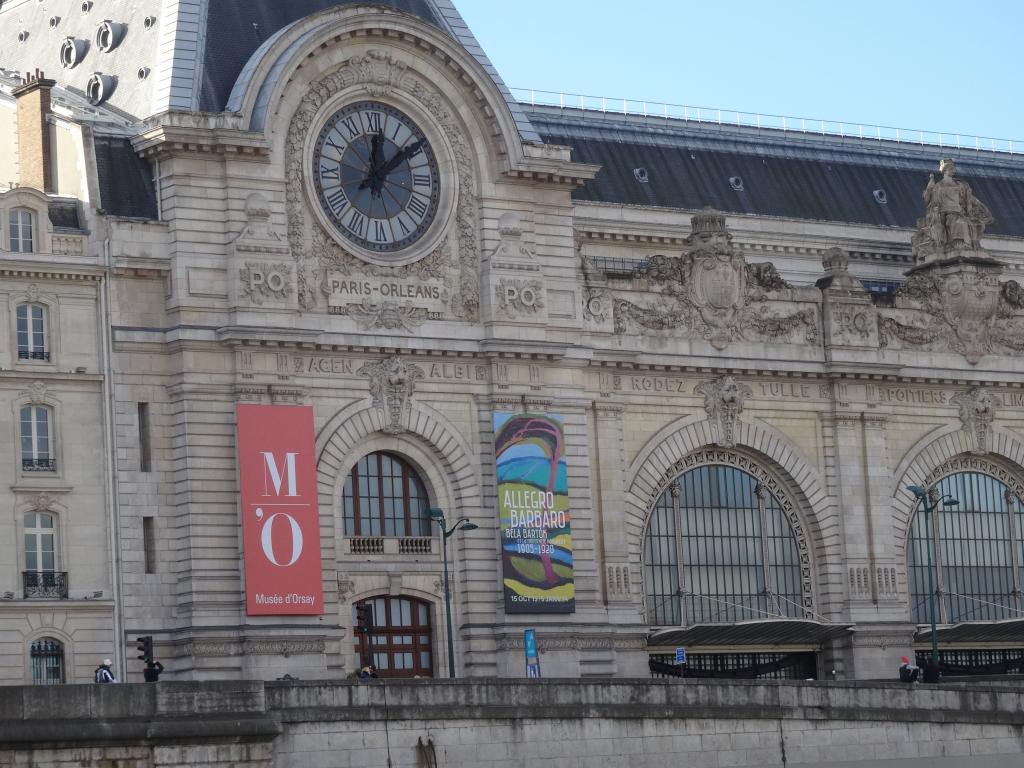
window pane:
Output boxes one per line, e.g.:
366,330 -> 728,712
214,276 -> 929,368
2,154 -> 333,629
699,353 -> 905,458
645,464 -> 805,626
909,472 -> 1019,623
341,452 -> 432,540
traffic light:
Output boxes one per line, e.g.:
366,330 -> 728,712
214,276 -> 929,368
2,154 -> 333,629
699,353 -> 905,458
136,635 -> 153,664
355,604 -> 373,634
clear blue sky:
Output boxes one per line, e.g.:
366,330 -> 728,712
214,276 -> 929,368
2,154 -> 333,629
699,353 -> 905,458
455,0 -> 1023,141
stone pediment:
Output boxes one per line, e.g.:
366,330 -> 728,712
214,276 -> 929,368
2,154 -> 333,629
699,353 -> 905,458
607,209 -> 818,349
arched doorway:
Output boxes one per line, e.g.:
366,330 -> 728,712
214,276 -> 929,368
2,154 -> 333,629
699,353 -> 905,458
353,596 -> 434,678
644,460 -> 830,679
908,467 -> 1024,674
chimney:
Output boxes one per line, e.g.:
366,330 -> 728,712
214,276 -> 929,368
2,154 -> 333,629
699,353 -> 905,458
12,69 -> 56,193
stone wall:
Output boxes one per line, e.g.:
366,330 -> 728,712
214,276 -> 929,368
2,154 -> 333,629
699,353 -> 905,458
2,679 -> 1024,767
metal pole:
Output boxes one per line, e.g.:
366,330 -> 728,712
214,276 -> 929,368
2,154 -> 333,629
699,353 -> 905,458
442,528 -> 456,678
925,497 -> 939,665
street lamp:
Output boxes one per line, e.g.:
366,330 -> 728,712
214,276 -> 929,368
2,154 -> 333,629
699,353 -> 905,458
428,507 -> 478,678
906,485 -> 960,666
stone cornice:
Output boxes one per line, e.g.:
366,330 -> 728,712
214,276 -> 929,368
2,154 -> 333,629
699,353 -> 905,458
132,114 -> 270,160
0,259 -> 103,282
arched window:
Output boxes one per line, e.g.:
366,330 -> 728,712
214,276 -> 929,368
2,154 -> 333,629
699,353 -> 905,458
342,452 -> 431,537
16,303 -> 48,360
20,405 -> 54,471
30,637 -> 65,684
9,208 -> 34,252
644,464 -> 806,625
908,471 -> 1024,623
353,596 -> 433,678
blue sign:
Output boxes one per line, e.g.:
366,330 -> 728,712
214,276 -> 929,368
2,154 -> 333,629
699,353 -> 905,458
524,629 -> 541,678
675,647 -> 686,664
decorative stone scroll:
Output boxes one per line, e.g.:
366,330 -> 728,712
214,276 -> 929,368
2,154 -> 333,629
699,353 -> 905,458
695,376 -> 752,449
609,209 -> 818,348
358,356 -> 425,434
25,381 -> 48,405
951,387 -> 996,454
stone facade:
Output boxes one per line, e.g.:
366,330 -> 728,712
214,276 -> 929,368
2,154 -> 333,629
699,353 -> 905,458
1,1 -> 1024,687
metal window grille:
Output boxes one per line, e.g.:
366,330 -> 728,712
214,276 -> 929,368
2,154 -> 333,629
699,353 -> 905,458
908,472 -> 1024,623
30,638 -> 65,684
644,464 -> 806,626
649,651 -> 817,680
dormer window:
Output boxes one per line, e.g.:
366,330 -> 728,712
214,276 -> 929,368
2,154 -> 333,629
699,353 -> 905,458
9,209 -> 34,253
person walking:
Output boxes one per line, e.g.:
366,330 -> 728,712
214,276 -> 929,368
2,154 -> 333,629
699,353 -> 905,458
94,659 -> 118,683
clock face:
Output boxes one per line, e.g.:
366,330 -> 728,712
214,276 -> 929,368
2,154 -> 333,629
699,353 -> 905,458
312,101 -> 441,253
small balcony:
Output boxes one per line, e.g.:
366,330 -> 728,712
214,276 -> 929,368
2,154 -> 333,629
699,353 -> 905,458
18,350 -> 50,362
23,571 -> 69,599
347,537 -> 437,556
22,458 -> 56,472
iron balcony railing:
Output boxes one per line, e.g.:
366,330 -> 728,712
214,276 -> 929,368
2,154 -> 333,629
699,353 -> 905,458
513,88 -> 1022,155
23,571 -> 69,599
22,458 -> 56,472
18,350 -> 50,361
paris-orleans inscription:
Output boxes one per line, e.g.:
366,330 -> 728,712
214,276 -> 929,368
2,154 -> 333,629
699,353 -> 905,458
326,273 -> 448,317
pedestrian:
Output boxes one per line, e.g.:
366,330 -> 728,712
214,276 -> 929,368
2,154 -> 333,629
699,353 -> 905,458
359,664 -> 378,679
921,659 -> 941,684
94,658 -> 118,683
143,660 -> 164,682
898,655 -> 920,683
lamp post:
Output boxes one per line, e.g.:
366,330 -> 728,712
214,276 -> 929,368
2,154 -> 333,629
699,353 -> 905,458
428,507 -> 478,678
906,485 -> 959,665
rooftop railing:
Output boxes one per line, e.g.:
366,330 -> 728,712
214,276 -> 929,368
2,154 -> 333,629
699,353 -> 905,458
513,88 -> 1021,155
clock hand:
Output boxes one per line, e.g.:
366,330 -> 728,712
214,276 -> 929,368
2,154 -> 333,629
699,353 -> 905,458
358,131 -> 386,193
378,139 -> 423,179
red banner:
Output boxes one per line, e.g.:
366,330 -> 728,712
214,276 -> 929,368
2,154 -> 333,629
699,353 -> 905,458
237,404 -> 323,615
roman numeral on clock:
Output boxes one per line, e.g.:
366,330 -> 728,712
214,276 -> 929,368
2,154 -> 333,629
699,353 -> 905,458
366,112 -> 383,132
406,194 -> 428,219
320,165 -> 340,183
413,173 -> 431,188
341,116 -> 360,139
325,189 -> 349,217
373,220 -> 388,242
347,210 -> 367,237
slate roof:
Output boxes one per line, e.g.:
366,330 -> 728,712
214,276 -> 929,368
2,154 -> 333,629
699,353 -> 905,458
199,0 -> 441,112
527,106 -> 1024,237
93,135 -> 159,220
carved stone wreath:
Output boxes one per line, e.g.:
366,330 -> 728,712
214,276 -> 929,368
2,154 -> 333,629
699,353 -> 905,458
285,49 -> 480,322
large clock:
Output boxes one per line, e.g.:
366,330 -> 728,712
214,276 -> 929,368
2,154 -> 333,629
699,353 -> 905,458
311,101 -> 441,254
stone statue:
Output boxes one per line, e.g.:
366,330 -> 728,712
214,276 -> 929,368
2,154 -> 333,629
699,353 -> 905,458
913,159 -> 993,261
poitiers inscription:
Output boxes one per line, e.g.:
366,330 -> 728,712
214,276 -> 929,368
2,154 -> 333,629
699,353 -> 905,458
873,386 -> 1024,408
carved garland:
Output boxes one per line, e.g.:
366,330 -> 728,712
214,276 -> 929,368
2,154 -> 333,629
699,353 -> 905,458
652,448 -> 815,616
284,50 -> 480,321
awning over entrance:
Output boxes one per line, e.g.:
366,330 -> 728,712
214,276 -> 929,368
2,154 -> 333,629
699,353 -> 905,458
914,618 -> 1024,645
648,619 -> 854,648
